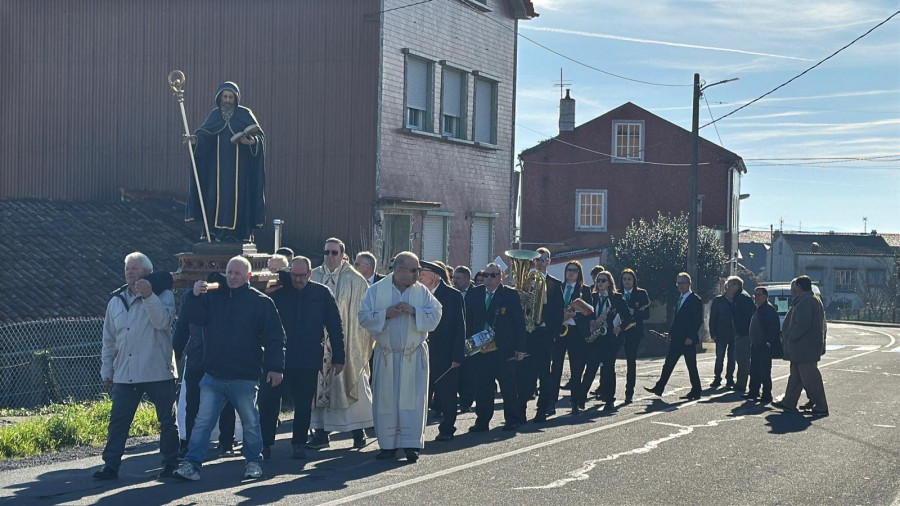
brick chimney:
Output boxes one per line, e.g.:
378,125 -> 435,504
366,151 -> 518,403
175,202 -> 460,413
559,89 -> 575,134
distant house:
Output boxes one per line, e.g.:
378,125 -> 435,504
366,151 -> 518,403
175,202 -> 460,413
2,0 -> 537,272
769,232 -> 895,309
518,95 -> 746,271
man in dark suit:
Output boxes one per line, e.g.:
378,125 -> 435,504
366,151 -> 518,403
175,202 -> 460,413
465,263 -> 527,432
520,247 -> 564,423
354,251 -> 385,286
419,261 -> 466,441
645,272 -> 703,400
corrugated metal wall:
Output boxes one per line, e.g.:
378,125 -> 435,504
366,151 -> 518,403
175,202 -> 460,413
1,0 -> 380,253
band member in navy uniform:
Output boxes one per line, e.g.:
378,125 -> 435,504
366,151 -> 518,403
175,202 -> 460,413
617,269 -> 650,403
549,261 -> 592,416
645,272 -> 703,400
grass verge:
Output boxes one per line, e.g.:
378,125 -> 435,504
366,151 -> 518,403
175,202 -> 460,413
0,396 -> 160,459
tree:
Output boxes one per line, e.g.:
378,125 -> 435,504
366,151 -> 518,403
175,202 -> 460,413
611,213 -> 727,306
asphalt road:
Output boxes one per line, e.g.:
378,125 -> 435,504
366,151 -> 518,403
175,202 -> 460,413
2,322 -> 898,505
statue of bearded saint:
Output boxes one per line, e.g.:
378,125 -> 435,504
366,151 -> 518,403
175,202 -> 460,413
185,81 -> 267,243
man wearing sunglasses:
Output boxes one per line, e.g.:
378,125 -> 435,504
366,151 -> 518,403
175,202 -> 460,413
308,237 -> 374,450
464,263 -> 527,432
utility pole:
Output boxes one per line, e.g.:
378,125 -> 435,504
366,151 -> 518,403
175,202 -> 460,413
688,73 -> 739,285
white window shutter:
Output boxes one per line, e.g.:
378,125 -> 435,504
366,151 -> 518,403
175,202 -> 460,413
406,58 -> 428,111
442,69 -> 462,118
471,218 -> 491,270
422,216 -> 446,262
474,79 -> 492,143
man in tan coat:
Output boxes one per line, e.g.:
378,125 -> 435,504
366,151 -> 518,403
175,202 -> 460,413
309,237 -> 375,449
773,275 -> 829,416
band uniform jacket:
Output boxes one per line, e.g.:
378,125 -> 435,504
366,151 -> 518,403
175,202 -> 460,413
622,288 -> 650,333
465,284 -> 527,359
670,292 -> 703,347
539,274 -> 565,335
429,281 -> 467,367
590,292 -> 634,335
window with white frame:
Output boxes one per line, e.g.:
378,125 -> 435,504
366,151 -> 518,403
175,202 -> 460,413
575,190 -> 608,231
473,77 -> 497,144
422,215 -> 449,262
834,268 -> 856,292
612,120 -> 644,161
441,68 -> 465,139
405,56 -> 432,131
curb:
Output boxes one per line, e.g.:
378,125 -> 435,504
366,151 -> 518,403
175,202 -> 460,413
828,320 -> 900,329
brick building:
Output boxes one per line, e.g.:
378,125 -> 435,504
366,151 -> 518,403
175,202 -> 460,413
519,95 -> 746,269
2,0 -> 536,272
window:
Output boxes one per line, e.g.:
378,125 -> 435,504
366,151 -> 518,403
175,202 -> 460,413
866,269 -> 886,287
441,68 -> 465,139
405,56 -> 432,131
470,216 -> 494,271
612,120 -> 644,162
423,215 -> 449,262
834,269 -> 856,292
575,190 -> 608,231
473,77 -> 497,144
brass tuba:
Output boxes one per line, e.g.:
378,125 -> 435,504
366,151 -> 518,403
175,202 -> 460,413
505,249 -> 546,333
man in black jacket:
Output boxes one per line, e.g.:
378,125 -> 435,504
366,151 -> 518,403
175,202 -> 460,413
465,263 -> 527,432
174,256 -> 285,482
260,257 -> 344,459
747,286 -> 779,404
727,276 -> 755,394
419,261 -> 466,441
645,272 -> 703,400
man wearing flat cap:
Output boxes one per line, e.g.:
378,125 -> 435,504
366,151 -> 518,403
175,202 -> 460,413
418,260 -> 466,441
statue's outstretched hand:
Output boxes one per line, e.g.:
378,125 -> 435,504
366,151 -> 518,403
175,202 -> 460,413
183,134 -> 197,145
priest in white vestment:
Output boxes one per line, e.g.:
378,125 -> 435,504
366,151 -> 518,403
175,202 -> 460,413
309,238 -> 374,449
359,252 -> 441,463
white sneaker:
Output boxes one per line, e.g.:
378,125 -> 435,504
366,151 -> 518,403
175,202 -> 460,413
174,461 -> 200,481
243,461 -> 262,480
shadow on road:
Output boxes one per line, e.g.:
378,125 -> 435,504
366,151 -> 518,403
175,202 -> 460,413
764,412 -> 813,434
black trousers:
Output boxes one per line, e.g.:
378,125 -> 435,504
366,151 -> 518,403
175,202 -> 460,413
428,364 -> 460,435
621,327 -> 643,397
748,345 -> 773,397
547,334 -> 570,409
574,339 -> 602,407
102,379 -> 179,471
598,334 -> 624,402
518,326 -> 556,417
472,351 -> 521,427
654,341 -> 702,394
713,338 -> 736,382
457,357 -> 476,410
258,368 -> 319,448
183,367 -> 235,446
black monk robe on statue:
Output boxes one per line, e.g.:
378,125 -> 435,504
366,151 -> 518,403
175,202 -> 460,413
184,81 -> 266,243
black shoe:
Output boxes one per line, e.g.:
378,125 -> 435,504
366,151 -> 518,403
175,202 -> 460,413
742,392 -> 758,400
404,448 -> 419,463
680,391 -> 701,400
458,405 -> 472,414
546,408 -> 556,417
501,423 -> 519,432
772,401 -> 797,412
644,386 -> 663,396
307,430 -> 330,449
261,445 -> 271,460
799,401 -> 815,411
532,414 -> 547,424
158,464 -> 178,478
602,401 -> 616,412
216,443 -> 233,457
809,410 -> 829,417
292,445 -> 306,459
468,424 -> 489,433
352,429 -> 367,449
578,402 -> 586,410
570,406 -> 580,416
709,379 -> 721,388
435,432 -> 454,441
725,380 -> 735,390
759,395 -> 773,405
375,449 -> 397,460
623,395 -> 633,405
590,387 -> 601,396
92,465 -> 118,480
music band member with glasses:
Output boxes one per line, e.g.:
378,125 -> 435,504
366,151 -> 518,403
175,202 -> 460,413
617,269 -> 651,404
548,261 -> 593,416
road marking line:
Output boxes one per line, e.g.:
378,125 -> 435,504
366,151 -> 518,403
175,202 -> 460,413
887,346 -> 900,353
853,345 -> 880,351
320,333 -> 895,505
874,424 -> 896,428
825,344 -> 847,351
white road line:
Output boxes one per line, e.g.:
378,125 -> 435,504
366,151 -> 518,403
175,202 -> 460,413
319,343 -> 890,505
853,345 -> 880,351
874,424 -> 896,428
825,344 -> 847,351
887,347 -> 900,353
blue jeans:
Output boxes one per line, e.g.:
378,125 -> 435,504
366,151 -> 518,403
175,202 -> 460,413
184,375 -> 262,467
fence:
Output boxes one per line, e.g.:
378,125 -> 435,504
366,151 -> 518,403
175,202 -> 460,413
0,318 -> 106,409
832,307 -> 900,324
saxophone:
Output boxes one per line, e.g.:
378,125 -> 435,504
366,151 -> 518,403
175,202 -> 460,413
586,300 -> 613,343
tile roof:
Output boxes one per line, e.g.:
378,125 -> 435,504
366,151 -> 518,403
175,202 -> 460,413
0,199 -> 201,323
880,233 -> 900,248
780,233 -> 894,257
739,230 -> 773,244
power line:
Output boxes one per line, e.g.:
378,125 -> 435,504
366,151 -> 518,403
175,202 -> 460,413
745,154 -> 900,161
701,9 -> 900,129
458,0 -> 690,88
376,0 -> 434,15
704,94 -> 725,147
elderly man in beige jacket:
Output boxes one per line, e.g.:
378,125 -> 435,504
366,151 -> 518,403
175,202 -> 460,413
773,275 -> 829,416
93,252 -> 179,480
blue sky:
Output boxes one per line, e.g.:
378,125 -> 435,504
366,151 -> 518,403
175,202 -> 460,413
515,0 -> 900,234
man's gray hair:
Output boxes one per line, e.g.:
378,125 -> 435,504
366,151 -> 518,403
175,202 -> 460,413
356,251 -> 376,270
725,275 -> 743,291
124,252 -> 153,272
486,262 -> 502,272
290,256 -> 312,270
268,254 -> 289,270
228,256 -> 252,273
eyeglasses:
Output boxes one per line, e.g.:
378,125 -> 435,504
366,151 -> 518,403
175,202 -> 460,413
484,272 -> 500,278
676,281 -> 690,285
597,278 -> 610,284
324,250 -> 341,256
535,257 -> 549,263
565,268 -> 580,273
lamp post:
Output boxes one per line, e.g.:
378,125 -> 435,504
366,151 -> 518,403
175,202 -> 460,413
688,73 -> 739,283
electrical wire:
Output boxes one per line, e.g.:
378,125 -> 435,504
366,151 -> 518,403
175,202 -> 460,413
704,94 -> 725,147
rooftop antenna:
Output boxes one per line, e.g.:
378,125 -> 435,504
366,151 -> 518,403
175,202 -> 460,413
863,216 -> 868,234
554,67 -> 572,99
